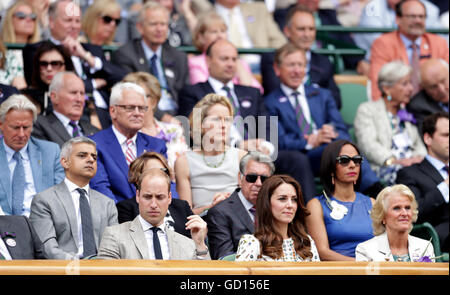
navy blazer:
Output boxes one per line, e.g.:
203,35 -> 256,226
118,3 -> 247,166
260,51 -> 342,109
0,84 -> 19,103
88,127 -> 167,203
264,85 -> 349,152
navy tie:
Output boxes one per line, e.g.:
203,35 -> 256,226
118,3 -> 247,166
11,152 -> 25,215
151,227 -> 163,259
150,54 -> 159,79
76,188 -> 97,258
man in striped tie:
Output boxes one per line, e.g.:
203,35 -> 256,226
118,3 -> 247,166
88,82 -> 167,203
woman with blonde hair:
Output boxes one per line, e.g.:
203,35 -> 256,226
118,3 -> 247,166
188,11 -> 262,92
81,0 -> 121,46
175,93 -> 247,215
122,71 -> 188,169
355,184 -> 435,262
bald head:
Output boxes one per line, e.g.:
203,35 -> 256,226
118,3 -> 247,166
206,39 -> 237,84
420,59 -> 449,103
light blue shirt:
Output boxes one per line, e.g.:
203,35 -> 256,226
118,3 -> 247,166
399,34 -> 422,63
237,190 -> 255,222
3,141 -> 36,217
425,155 -> 449,203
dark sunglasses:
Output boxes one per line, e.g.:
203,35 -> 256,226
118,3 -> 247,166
245,174 -> 269,183
336,155 -> 363,166
13,11 -> 37,20
102,15 -> 121,26
39,60 -> 65,69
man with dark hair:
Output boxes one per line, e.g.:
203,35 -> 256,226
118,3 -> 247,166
397,111 -> 449,252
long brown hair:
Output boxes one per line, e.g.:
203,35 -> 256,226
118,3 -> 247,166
255,175 -> 313,260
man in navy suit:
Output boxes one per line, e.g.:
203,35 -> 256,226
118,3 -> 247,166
261,5 -> 342,109
89,82 -> 167,203
178,39 -> 316,200
265,43 -> 383,197
22,0 -> 125,129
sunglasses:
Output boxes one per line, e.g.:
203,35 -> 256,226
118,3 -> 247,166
102,15 -> 121,26
244,174 -> 269,183
336,155 -> 363,166
39,60 -> 65,69
13,11 -> 37,20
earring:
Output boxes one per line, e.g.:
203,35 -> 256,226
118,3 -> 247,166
387,95 -> 392,101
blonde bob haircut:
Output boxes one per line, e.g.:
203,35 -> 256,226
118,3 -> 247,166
122,71 -> 162,106
0,0 -> 41,43
193,12 -> 227,51
81,0 -> 121,45
371,184 -> 419,236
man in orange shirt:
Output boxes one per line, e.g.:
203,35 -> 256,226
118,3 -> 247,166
369,0 -> 449,100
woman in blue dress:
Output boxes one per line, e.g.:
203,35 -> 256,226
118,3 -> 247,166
306,140 -> 375,260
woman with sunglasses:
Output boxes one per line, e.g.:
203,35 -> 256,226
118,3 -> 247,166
116,151 -> 194,238
0,1 -> 41,89
354,61 -> 426,185
175,93 -> 247,216
306,140 -> 374,261
81,0 -> 122,47
20,41 -> 74,115
235,174 -> 320,261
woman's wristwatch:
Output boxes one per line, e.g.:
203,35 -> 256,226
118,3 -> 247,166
384,156 -> 396,166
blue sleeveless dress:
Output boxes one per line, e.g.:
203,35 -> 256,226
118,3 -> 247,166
315,192 -> 374,257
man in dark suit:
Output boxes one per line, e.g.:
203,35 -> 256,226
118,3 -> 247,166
408,59 -> 449,131
397,112 -> 449,252
205,151 -> 275,260
89,82 -> 167,203
261,5 -> 342,109
178,39 -> 316,200
265,43 -> 383,197
112,1 -> 189,123
0,84 -> 19,104
22,0 -> 125,129
0,215 -> 46,259
32,72 -> 99,147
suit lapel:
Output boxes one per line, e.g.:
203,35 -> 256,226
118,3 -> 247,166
395,32 -> 410,64
0,140 -> 12,212
408,235 -> 425,262
104,127 -> 129,179
419,159 -> 444,185
275,87 -> 297,123
129,217 -> 149,259
47,113 -> 71,142
376,232 -> 394,261
0,218 -> 21,259
135,40 -> 150,72
54,182 -> 79,246
88,190 -> 102,246
166,228 -> 185,259
27,138 -> 43,193
229,193 -> 255,233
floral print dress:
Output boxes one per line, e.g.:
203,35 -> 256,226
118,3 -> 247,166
235,234 -> 321,262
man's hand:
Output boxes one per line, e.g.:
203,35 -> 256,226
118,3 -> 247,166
185,215 -> 208,251
211,192 -> 231,208
304,124 -> 338,148
62,37 -> 95,67
239,138 -> 270,154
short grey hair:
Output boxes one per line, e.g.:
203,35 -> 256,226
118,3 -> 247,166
0,94 -> 37,123
378,60 -> 412,96
61,136 -> 97,160
109,82 -> 147,106
49,0 -> 78,20
137,1 -> 169,24
49,71 -> 78,94
239,151 -> 275,175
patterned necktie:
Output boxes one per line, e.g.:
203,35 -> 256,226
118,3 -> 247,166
150,54 -> 159,80
410,43 -> 420,95
69,120 -> 80,137
249,206 -> 257,228
11,152 -> 25,215
125,139 -> 136,166
151,227 -> 163,259
222,86 -> 240,116
292,91 -> 311,135
76,188 -> 97,258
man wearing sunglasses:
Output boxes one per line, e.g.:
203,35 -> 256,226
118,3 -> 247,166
205,151 -> 275,260
22,0 -> 126,129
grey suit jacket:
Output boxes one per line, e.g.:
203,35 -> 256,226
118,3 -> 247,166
29,182 -> 118,259
354,99 -> 427,168
111,39 -> 189,118
97,216 -> 210,260
32,113 -> 99,147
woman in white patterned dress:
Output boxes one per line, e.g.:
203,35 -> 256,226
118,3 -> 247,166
236,174 -> 320,262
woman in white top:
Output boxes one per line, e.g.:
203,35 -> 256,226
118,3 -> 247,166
355,184 -> 435,262
236,174 -> 320,262
175,93 -> 247,215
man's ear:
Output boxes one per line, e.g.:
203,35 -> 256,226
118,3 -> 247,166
423,133 -> 432,147
60,157 -> 69,169
273,62 -> 281,78
136,190 -> 140,204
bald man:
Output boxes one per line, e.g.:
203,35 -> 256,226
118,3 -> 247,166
408,59 -> 449,131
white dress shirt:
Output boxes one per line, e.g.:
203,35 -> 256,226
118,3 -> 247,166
138,215 -> 171,260
0,238 -> 12,260
64,178 -> 91,258
4,141 -> 36,217
53,111 -> 83,137
112,125 -> 138,161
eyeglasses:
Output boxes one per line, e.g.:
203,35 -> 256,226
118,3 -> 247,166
244,174 -> 269,183
13,11 -> 37,21
114,105 -> 148,113
401,14 -> 426,20
336,155 -> 363,166
39,60 -> 65,69
102,15 -> 121,26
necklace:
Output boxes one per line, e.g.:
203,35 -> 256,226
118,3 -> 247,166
202,150 -> 227,168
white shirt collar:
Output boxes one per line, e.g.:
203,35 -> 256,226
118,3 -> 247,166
64,177 -> 90,195
111,125 -> 138,146
237,190 -> 254,212
138,215 -> 166,233
53,110 -> 75,127
208,76 -> 234,93
280,83 -> 305,98
426,154 -> 448,171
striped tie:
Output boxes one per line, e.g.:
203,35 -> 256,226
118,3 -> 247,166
125,139 -> 136,166
292,91 -> 311,135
